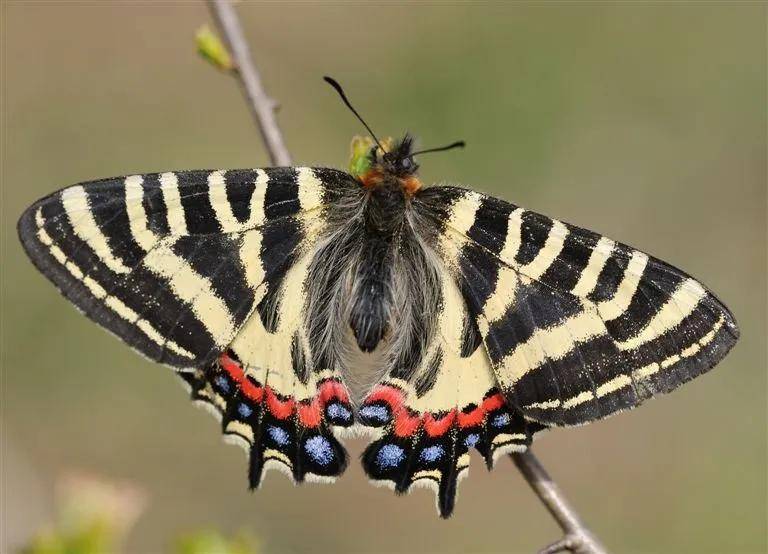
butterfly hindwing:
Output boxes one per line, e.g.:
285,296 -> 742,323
179,253 -> 353,486
423,187 -> 739,426
359,266 -> 543,517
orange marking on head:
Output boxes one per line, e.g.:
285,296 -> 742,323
401,176 -> 423,196
359,169 -> 384,189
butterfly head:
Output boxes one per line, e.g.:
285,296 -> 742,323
379,134 -> 419,177
359,134 -> 423,195
326,76 -> 464,196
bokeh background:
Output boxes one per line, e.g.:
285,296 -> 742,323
2,2 -> 766,553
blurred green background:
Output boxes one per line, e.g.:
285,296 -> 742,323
2,2 -> 766,553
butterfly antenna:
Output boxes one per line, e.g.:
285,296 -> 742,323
324,76 -> 385,152
411,140 -> 466,156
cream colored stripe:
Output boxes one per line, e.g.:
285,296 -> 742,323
482,266 -> 519,324
239,228 -> 265,290
124,175 -> 157,251
449,191 -> 483,235
246,169 -> 268,227
562,391 -> 592,409
596,374 -> 632,397
521,219 -> 568,280
527,314 -> 727,412
633,363 -> 659,381
207,170 -> 241,233
502,308 -> 605,385
264,449 -> 292,466
616,278 -> 707,351
498,208 -> 524,263
597,250 -> 649,321
276,254 -> 312,333
61,186 -> 131,274
456,453 -> 471,469
225,421 -> 254,442
528,374 -> 632,412
571,236 -> 615,297
439,192 -> 482,266
413,469 -> 442,482
492,433 -> 527,445
143,244 -> 235,346
297,167 -> 325,211
36,210 -> 193,358
525,399 -> 561,410
160,172 -> 188,235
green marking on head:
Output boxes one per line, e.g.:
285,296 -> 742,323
348,136 -> 393,177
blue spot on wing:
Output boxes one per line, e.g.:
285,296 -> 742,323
376,444 -> 405,469
326,403 -> 352,422
491,412 -> 510,428
304,436 -> 335,466
214,375 -> 230,393
237,403 -> 253,418
267,425 -> 290,446
464,433 -> 480,448
419,445 -> 445,463
360,405 -> 390,423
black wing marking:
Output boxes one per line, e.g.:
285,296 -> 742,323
416,186 -> 739,426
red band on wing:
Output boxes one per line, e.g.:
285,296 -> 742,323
298,398 -> 323,427
457,406 -> 484,428
424,410 -> 456,437
362,385 -> 509,438
318,379 -> 351,405
218,354 -> 353,429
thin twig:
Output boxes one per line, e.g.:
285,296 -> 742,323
205,2 -> 608,552
207,0 -> 291,166
512,451 -> 608,554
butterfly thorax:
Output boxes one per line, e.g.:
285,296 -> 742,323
362,178 -> 407,236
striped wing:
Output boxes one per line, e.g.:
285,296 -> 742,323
421,187 -> 739,426
179,251 -> 353,487
17,167 -> 349,368
358,267 -> 543,517
19,166 -> 359,485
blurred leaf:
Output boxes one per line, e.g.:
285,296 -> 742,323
348,135 -> 393,177
195,25 -> 234,71
20,474 -> 147,554
175,530 -> 260,554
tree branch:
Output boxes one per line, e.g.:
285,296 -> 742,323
205,2 -> 609,552
512,451 -> 608,554
207,0 -> 291,166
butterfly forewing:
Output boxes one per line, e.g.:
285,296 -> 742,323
422,186 -> 739,426
17,167 -> 342,366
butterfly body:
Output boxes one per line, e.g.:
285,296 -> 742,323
18,135 -> 738,516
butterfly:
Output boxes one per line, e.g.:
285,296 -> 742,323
17,77 -> 739,517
